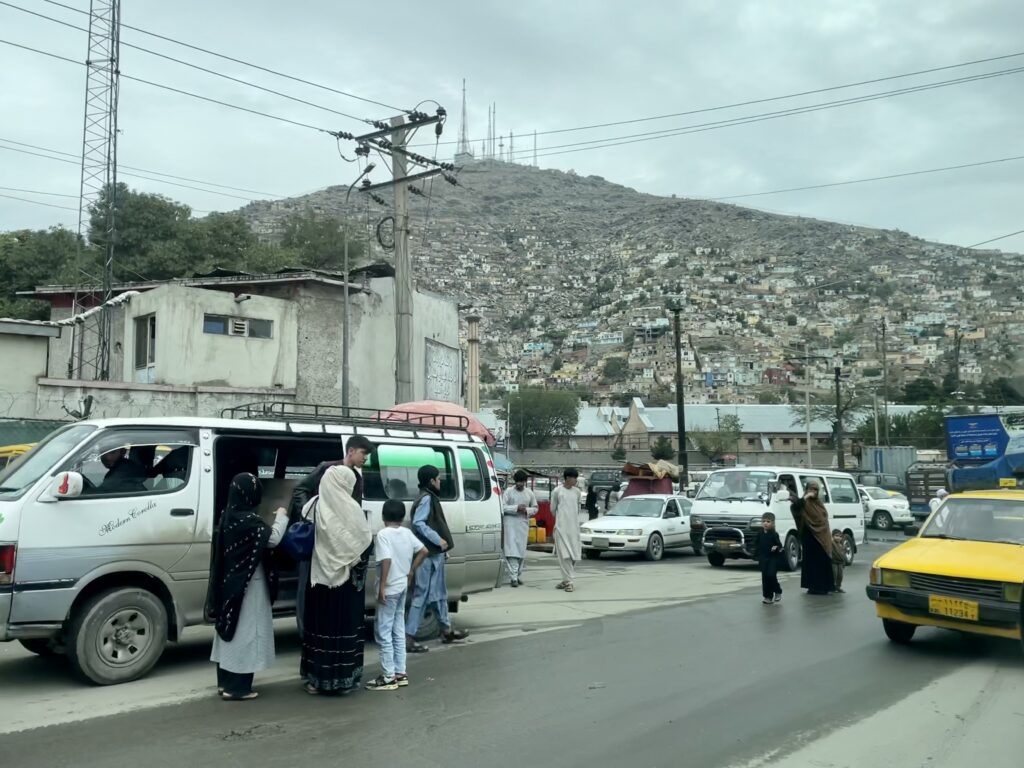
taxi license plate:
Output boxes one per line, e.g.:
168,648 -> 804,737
592,538 -> 609,549
928,595 -> 979,621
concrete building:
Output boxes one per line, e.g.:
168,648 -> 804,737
0,318 -> 61,420
11,267 -> 459,421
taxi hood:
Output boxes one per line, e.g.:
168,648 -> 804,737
876,537 -> 1024,584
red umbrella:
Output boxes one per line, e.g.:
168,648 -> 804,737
381,400 -> 496,446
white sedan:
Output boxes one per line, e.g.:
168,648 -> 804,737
858,485 -> 913,530
580,494 -> 693,561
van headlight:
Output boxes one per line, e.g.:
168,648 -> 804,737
881,570 -> 911,588
1004,583 -> 1023,603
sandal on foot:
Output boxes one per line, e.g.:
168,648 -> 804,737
556,581 -> 567,590
564,583 -> 575,592
304,683 -> 320,695
221,691 -> 259,701
407,641 -> 430,654
441,628 -> 469,644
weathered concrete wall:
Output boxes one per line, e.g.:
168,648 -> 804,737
124,285 -> 298,390
33,379 -> 296,421
0,333 -> 53,419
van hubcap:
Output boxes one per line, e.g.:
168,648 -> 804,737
99,609 -> 152,666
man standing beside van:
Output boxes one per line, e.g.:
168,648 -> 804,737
406,465 -> 468,651
290,435 -> 374,636
502,470 -> 538,587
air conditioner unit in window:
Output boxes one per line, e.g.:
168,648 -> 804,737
230,318 -> 249,336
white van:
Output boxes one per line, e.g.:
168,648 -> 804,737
0,408 -> 503,685
689,467 -> 865,570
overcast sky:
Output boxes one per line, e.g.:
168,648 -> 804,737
1,0 -> 1022,252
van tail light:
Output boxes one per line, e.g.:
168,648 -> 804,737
0,543 -> 15,586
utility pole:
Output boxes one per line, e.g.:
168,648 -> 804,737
834,355 -> 844,470
880,318 -> 890,445
953,327 -> 964,396
873,390 -> 880,444
671,307 -> 688,484
391,115 -> 413,404
805,342 -> 812,466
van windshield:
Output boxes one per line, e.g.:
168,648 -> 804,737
696,470 -> 777,501
0,424 -> 96,500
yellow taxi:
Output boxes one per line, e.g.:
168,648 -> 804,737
0,443 -> 35,472
866,489 -> 1024,649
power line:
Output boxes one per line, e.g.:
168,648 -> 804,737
414,50 -> 1024,148
0,185 -> 77,198
0,143 -> 271,201
0,192 -> 78,211
0,2 -> 372,126
966,229 -> 1024,249
0,37 -> 336,135
707,154 -> 1024,201
528,66 -> 1024,160
0,137 -> 282,196
40,0 -> 407,113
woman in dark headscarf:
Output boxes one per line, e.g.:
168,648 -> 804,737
208,473 -> 289,700
791,480 -> 836,595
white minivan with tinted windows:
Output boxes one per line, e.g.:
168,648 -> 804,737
689,467 -> 865,571
0,407 -> 503,685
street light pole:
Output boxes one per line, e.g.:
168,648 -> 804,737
833,355 -> 844,470
671,307 -> 688,485
342,162 -> 376,411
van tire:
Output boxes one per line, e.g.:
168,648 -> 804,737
842,533 -> 856,565
882,619 -> 916,644
19,638 -> 61,657
707,552 -> 725,567
783,534 -> 800,572
67,587 -> 168,685
413,606 -> 440,642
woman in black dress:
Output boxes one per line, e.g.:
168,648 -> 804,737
791,481 -> 836,595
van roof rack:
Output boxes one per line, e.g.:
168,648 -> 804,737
221,401 -> 473,438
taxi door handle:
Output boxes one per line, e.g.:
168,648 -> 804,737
171,508 -> 195,517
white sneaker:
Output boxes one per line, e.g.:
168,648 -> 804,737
762,598 -> 773,605
773,594 -> 783,603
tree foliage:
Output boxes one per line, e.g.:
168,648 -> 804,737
789,391 -> 871,434
601,356 -> 629,384
650,435 -> 676,461
690,414 -> 742,463
498,387 -> 581,449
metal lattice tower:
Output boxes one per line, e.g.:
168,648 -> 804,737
455,78 -> 473,159
71,0 -> 121,381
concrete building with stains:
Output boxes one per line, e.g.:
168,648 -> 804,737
3,266 -> 460,421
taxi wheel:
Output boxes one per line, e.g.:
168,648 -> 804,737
644,533 -> 665,562
872,511 -> 893,531
882,619 -> 916,644
707,552 -> 726,568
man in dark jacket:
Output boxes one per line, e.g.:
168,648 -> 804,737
96,448 -> 147,494
405,465 -> 467,652
290,434 -> 373,636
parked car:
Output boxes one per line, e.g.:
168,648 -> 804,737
579,494 -> 693,561
866,489 -> 1024,651
859,485 -> 913,530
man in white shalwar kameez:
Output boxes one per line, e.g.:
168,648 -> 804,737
502,470 -> 538,587
551,468 -> 583,592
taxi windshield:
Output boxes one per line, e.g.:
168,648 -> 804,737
611,497 -> 665,518
696,470 -> 777,501
920,497 -> 1024,545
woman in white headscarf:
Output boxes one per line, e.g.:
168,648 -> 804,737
300,465 -> 373,695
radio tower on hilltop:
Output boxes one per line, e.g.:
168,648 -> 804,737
455,78 -> 473,162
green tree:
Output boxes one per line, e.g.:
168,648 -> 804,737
279,210 -> 365,271
601,356 -> 629,384
650,435 -> 676,461
901,377 -> 942,403
611,445 -> 627,461
690,414 -> 742,463
498,387 -> 581,449
785,314 -> 798,326
480,361 -> 497,384
789,392 -> 871,442
0,227 -> 81,318
757,390 -> 783,404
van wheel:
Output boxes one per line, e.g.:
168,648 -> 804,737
872,511 -> 893,531
783,534 -> 800,572
707,552 -> 725,567
644,533 -> 664,562
67,587 -> 168,685
19,638 -> 62,657
842,533 -> 856,565
882,619 -> 916,644
413,606 -> 440,642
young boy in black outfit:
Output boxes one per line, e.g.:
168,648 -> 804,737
755,512 -> 783,605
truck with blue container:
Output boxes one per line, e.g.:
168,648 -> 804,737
945,411 -> 1024,494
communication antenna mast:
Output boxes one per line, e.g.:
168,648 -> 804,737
509,130 -> 514,163
533,130 -> 537,167
455,78 -> 473,160
71,0 -> 122,381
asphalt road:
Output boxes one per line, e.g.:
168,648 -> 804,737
2,550 -> 1022,768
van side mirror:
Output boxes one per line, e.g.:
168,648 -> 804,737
903,525 -> 920,537
43,471 -> 84,502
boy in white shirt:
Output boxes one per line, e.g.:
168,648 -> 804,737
366,499 -> 427,691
